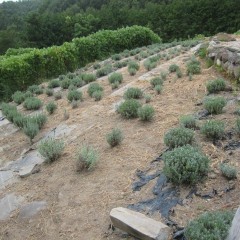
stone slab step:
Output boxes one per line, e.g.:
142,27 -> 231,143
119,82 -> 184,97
110,207 -> 171,240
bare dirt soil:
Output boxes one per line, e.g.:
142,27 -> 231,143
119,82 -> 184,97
0,41 -> 240,240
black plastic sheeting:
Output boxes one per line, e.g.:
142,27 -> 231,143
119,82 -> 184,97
129,171 -> 185,239
224,140 -> 240,151
129,169 -> 236,240
132,170 -> 160,191
129,172 -> 182,219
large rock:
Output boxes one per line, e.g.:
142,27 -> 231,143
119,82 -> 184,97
19,201 -> 47,219
213,33 -> 236,42
207,40 -> 240,80
227,207 -> 240,240
0,194 -> 24,220
2,150 -> 44,172
0,170 -> 16,189
110,207 -> 171,240
18,164 -> 40,178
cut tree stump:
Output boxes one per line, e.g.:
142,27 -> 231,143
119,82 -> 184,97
110,207 -> 171,240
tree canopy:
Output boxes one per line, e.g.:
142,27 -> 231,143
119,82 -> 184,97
0,0 -> 239,54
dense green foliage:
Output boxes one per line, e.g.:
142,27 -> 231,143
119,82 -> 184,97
1,0 -> 239,55
108,72 -> 123,84
164,127 -> 194,149
206,78 -> 226,93
204,96 -> 226,114
201,120 -> 225,140
220,163 -> 237,180
76,145 -> 98,171
124,88 -> 143,99
163,145 -> 209,185
118,99 -> 141,119
185,210 -> 234,240
179,115 -> 197,129
46,101 -> 57,114
1,102 -> 47,142
38,138 -> 65,163
67,89 -> 83,102
0,26 -> 159,101
106,128 -> 124,147
87,83 -> 103,97
150,77 -> 164,87
23,97 -> 42,110
138,105 -> 155,121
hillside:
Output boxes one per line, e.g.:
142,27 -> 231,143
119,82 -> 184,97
0,34 -> 240,239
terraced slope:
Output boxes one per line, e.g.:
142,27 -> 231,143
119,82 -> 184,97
0,37 -> 240,240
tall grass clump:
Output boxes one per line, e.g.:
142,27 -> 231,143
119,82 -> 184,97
124,87 -> 143,99
45,88 -> 54,96
106,128 -> 124,147
87,83 -> 103,97
118,99 -> 141,119
54,92 -> 62,100
35,87 -> 44,95
92,90 -> 103,101
154,85 -> 162,94
23,120 -> 39,144
96,64 -> 112,78
28,85 -> 40,93
76,145 -> 98,171
48,79 -> 60,89
185,210 -> 234,240
187,57 -> 201,75
112,54 -> 122,61
220,163 -> 237,180
82,73 -> 96,83
46,101 -> 57,115
12,91 -> 26,105
143,59 -> 157,71
206,78 -> 226,93
61,78 -> 71,89
23,97 -> 42,110
169,64 -> 180,73
204,96 -> 226,114
164,127 -> 194,148
138,105 -> 155,121
38,138 -> 64,163
163,145 -> 209,185
144,94 -> 152,103
201,120 -> 225,140
108,72 -> 123,84
128,67 -> 137,76
236,118 -> 240,135
127,61 -> 139,76
180,115 -> 197,129
150,77 -> 163,87
93,62 -> 101,69
67,90 -> 83,102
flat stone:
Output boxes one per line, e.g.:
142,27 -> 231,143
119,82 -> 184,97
0,117 -> 10,127
2,150 -> 44,172
0,121 -> 18,137
0,170 -> 15,189
19,201 -> 47,219
42,123 -> 76,140
110,207 -> 171,240
18,164 -> 40,178
0,194 -> 24,220
53,87 -> 61,93
227,207 -> 240,240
